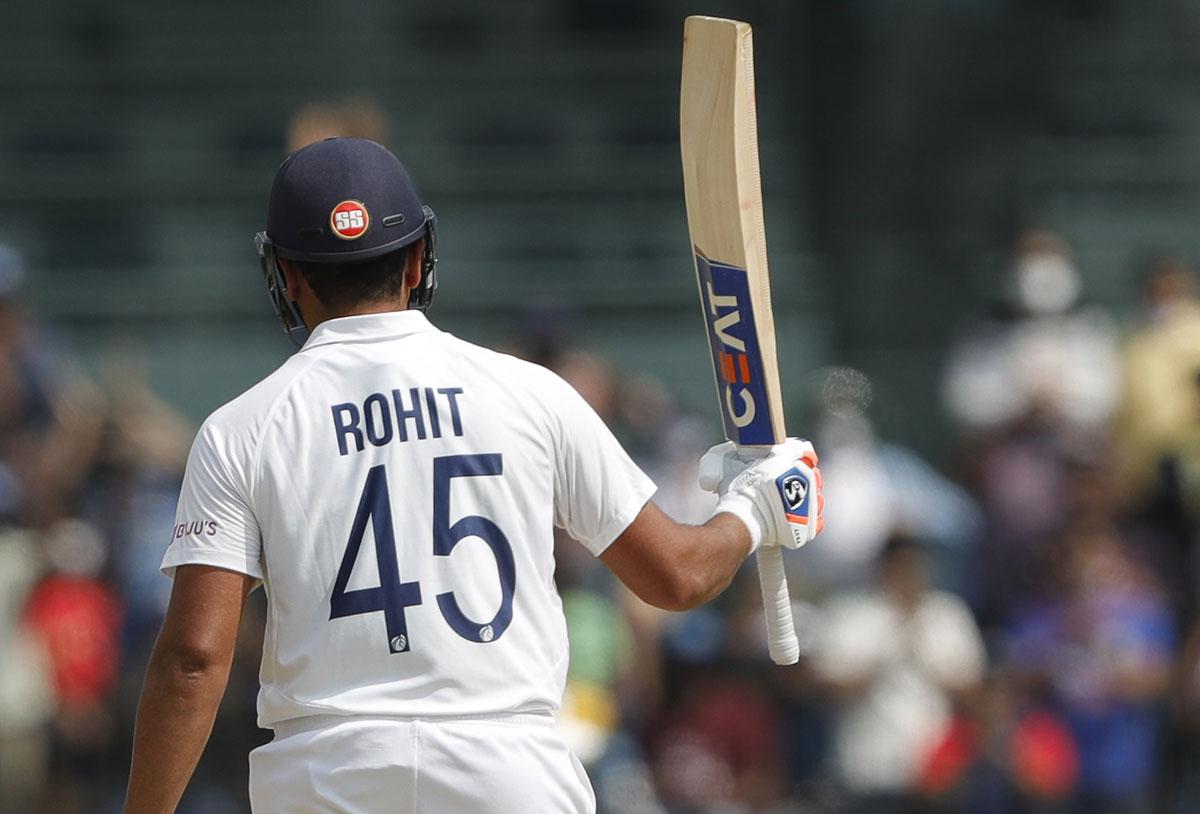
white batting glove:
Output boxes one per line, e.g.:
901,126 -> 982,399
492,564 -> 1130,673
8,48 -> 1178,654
702,438 -> 824,552
699,438 -> 818,493
698,440 -> 741,494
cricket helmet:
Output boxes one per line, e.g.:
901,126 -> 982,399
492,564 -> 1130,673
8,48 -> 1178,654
255,137 -> 438,344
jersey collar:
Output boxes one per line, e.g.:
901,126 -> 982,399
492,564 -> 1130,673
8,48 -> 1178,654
300,310 -> 438,350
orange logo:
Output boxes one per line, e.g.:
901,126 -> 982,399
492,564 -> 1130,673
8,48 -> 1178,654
330,200 -> 369,240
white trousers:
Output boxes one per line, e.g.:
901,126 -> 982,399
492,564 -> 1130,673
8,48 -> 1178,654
248,714 -> 595,813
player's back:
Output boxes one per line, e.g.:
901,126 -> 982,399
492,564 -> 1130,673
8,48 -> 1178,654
163,310 -> 653,729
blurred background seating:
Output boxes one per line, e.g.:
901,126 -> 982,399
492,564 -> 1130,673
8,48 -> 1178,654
10,1 -> 1200,811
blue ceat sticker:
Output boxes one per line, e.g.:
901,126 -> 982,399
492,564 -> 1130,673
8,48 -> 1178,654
694,250 -> 775,445
777,468 -> 810,523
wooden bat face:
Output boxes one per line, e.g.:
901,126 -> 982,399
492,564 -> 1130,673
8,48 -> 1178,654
681,16 -> 786,448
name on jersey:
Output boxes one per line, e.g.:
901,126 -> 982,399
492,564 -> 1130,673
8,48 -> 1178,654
331,386 -> 465,456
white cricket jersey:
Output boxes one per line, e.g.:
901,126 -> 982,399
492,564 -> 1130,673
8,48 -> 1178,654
162,311 -> 656,728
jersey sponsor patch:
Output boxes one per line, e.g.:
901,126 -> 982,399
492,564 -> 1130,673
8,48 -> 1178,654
172,519 -> 218,539
330,200 -> 370,240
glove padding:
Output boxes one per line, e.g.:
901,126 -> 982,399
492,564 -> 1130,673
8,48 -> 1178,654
700,438 -> 824,552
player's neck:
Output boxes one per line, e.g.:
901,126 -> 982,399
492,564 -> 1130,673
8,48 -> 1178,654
307,299 -> 411,329
337,300 -> 410,319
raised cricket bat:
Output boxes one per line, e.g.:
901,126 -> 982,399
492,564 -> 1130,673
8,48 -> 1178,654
680,16 -> 799,665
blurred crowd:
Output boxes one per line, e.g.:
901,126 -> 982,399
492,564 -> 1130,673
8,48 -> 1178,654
5,224 -> 1200,814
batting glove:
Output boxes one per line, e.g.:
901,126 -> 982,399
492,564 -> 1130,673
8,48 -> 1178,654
700,438 -> 824,552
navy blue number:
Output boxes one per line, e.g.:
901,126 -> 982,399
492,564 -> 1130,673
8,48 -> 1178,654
330,464 -> 423,653
433,454 -> 516,643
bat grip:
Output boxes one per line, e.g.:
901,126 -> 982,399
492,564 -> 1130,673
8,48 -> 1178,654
756,545 -> 800,665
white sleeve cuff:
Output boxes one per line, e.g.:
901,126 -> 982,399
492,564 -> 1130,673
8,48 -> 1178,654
584,477 -> 658,557
160,544 -> 264,581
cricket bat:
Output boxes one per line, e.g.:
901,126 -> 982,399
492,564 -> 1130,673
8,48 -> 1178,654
680,16 -> 799,665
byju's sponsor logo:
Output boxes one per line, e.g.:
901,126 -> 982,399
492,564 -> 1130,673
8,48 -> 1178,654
173,520 -> 218,540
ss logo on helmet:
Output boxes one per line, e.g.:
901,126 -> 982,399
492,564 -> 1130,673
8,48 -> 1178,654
330,200 -> 370,240
781,473 -> 807,511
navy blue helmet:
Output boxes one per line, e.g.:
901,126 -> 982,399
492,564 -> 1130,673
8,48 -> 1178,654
255,137 -> 438,344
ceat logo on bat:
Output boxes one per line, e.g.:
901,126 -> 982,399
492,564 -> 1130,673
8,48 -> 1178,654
330,200 -> 370,240
695,251 -> 773,446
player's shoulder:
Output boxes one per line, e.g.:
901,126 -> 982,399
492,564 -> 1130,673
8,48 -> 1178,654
196,353 -> 318,448
439,332 -> 578,398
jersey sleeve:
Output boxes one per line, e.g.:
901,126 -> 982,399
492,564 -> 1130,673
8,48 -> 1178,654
546,374 -> 657,556
161,417 -> 263,580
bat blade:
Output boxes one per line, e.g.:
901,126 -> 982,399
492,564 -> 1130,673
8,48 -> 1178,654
681,16 -> 786,447
680,15 -> 799,666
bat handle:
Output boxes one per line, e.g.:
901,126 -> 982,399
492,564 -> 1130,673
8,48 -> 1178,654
756,545 -> 800,665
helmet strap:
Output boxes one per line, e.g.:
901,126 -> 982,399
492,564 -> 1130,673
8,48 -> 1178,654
408,207 -> 438,313
257,231 -> 311,347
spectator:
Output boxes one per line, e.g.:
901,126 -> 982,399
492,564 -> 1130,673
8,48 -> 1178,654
942,231 -> 1123,620
942,229 -> 1120,434
0,244 -> 87,527
286,97 -> 390,153
0,525 -> 54,812
800,367 -> 982,594
1167,614 -> 1200,812
811,535 -> 987,811
1005,521 -> 1173,811
0,245 -> 57,438
1116,255 -> 1200,505
87,348 -> 192,651
23,518 -> 123,813
651,610 -> 790,812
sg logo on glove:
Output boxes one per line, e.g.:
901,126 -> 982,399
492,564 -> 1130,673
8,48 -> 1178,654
777,470 -> 810,524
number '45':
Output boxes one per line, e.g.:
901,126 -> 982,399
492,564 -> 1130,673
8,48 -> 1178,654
329,454 -> 516,654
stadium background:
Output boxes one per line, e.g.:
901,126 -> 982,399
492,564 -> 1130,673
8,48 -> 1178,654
4,0 -> 1200,811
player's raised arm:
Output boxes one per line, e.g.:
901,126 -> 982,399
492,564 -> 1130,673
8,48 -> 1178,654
124,564 -> 256,814
601,439 -> 824,612
601,504 -> 750,611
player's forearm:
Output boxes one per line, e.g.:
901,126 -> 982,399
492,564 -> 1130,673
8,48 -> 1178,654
124,646 -> 232,814
678,512 -> 754,606
603,505 -> 751,612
